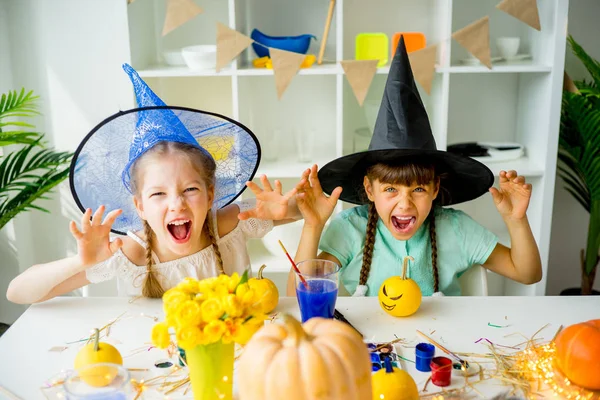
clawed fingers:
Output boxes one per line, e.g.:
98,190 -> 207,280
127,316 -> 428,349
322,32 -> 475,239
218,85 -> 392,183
308,164 -> 322,191
274,179 -> 283,195
282,186 -> 298,202
80,208 -> 92,233
69,220 -> 83,240
500,170 -> 528,186
91,205 -> 105,226
330,186 -> 343,203
103,209 -> 123,227
245,181 -> 264,196
260,175 -> 274,192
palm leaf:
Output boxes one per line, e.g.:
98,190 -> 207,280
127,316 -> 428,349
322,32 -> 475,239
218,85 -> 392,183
0,131 -> 42,147
0,142 -> 71,194
568,35 -> 600,88
0,139 -> 72,230
564,186 -> 590,212
0,89 -> 39,120
0,168 -> 69,231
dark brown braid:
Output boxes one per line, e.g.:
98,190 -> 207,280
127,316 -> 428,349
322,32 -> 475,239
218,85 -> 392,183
142,221 -> 165,298
429,212 -> 439,293
359,202 -> 379,285
205,210 -> 224,274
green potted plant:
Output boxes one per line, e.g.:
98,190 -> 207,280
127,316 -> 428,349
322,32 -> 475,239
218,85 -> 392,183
0,88 -> 72,334
558,35 -> 600,295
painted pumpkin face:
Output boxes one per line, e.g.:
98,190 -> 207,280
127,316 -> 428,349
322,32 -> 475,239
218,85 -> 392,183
378,256 -> 422,317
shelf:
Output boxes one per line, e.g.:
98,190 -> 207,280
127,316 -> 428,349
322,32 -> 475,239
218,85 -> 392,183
136,65 -> 235,77
136,62 -> 551,78
237,62 -> 341,76
439,61 -> 552,74
477,157 -> 544,177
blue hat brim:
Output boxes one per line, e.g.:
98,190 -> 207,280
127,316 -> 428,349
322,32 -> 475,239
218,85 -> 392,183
70,106 -> 260,235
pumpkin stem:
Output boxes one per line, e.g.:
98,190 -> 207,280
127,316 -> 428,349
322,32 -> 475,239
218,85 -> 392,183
401,256 -> 414,280
282,314 -> 306,345
384,357 -> 394,373
258,264 -> 267,280
93,328 -> 100,352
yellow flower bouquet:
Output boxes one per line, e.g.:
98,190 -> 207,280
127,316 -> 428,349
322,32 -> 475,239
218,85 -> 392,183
151,270 -> 268,400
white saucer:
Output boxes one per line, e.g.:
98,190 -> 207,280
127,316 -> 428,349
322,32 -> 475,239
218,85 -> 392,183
502,53 -> 532,62
460,56 -> 502,66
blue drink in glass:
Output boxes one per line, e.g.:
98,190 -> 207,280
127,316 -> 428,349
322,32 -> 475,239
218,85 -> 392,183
294,259 -> 340,322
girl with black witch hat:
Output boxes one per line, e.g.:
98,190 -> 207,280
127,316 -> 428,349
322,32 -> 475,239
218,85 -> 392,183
287,38 -> 542,297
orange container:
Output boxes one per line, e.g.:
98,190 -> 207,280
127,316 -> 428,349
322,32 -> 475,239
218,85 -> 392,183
392,32 -> 426,55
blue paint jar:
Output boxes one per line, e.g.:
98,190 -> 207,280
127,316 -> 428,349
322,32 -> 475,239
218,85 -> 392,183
415,342 -> 435,372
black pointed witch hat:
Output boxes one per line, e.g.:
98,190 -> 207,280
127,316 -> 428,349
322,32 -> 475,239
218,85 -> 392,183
318,37 -> 493,206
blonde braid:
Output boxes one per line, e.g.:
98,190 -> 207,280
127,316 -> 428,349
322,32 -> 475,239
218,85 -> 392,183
142,221 -> 165,298
205,210 -> 224,274
359,202 -> 379,286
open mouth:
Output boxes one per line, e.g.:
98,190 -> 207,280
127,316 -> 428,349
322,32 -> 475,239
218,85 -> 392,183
391,216 -> 416,233
381,302 -> 396,311
167,219 -> 192,243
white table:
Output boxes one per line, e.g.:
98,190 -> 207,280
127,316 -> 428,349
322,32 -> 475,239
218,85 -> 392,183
0,296 -> 597,399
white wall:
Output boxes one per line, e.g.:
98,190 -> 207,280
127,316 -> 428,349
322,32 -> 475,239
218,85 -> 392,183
0,0 -> 27,324
0,0 -> 134,323
546,0 -> 600,295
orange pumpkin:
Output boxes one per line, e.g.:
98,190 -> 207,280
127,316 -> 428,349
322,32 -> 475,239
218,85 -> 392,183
238,314 -> 372,400
555,319 -> 600,390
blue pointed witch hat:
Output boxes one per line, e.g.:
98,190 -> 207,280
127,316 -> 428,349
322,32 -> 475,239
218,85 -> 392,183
70,64 -> 260,235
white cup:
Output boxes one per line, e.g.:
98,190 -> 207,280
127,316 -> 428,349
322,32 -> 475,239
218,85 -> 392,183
496,37 -> 520,60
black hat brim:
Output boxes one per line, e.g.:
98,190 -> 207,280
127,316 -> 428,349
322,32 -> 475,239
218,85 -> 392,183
318,149 -> 494,206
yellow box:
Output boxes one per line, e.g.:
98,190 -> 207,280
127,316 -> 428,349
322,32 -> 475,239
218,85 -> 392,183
355,33 -> 389,67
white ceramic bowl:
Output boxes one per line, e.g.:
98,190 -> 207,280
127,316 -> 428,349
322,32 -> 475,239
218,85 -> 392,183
162,49 -> 186,66
496,37 -> 520,59
181,45 -> 217,70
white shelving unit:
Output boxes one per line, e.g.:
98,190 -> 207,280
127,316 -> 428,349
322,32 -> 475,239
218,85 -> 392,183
126,0 -> 569,296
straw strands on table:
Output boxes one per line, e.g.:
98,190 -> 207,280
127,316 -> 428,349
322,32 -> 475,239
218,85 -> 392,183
418,324 -> 600,400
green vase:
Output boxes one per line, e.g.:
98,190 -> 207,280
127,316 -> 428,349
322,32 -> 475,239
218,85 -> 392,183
185,341 -> 234,400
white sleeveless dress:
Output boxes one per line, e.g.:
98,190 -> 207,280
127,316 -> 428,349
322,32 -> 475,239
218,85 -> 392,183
85,201 -> 272,296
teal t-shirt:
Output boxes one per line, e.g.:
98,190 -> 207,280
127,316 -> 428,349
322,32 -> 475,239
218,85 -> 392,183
319,205 -> 498,296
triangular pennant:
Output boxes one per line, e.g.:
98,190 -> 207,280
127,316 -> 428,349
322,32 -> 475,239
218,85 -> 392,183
563,72 -> 579,94
216,23 -> 253,72
270,48 -> 305,99
452,16 -> 492,69
340,60 -> 378,106
496,0 -> 541,31
162,0 -> 203,36
408,44 -> 437,95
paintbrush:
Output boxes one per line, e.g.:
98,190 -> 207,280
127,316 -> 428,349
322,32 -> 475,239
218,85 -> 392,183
416,330 -> 469,368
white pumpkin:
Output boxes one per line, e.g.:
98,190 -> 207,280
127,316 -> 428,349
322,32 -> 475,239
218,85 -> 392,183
238,314 -> 372,400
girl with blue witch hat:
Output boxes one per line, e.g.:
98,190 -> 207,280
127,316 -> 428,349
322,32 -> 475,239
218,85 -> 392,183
287,37 -> 542,297
8,64 -> 301,303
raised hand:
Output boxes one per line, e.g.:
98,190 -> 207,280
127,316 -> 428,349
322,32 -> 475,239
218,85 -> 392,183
296,164 -> 342,228
238,175 -> 298,221
69,205 -> 123,268
489,170 -> 532,220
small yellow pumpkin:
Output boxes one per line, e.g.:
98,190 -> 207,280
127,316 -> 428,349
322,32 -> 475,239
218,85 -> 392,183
378,256 -> 422,317
247,264 -> 279,313
238,314 -> 372,400
372,358 -> 419,400
74,329 -> 123,387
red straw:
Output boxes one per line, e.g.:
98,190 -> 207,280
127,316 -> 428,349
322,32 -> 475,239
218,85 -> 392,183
278,240 -> 308,287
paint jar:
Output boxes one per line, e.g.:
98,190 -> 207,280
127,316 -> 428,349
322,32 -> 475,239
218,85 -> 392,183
415,343 -> 435,372
430,356 -> 453,386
